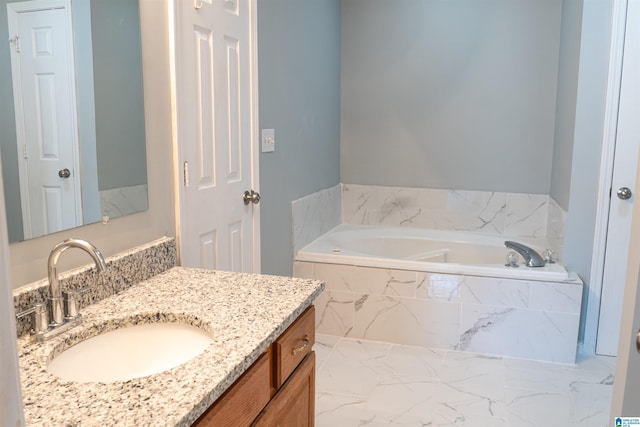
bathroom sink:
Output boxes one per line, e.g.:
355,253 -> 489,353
48,323 -> 213,383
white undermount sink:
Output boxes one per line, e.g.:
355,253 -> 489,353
48,323 -> 213,383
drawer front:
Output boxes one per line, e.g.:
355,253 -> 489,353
193,351 -> 271,427
275,305 -> 315,388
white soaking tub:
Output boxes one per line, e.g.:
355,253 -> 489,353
294,224 -> 582,363
296,224 -> 571,282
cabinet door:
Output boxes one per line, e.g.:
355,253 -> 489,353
253,352 -> 315,427
193,352 -> 271,427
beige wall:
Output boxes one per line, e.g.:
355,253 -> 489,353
7,0 -> 175,289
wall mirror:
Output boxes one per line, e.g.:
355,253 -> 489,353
0,0 -> 148,244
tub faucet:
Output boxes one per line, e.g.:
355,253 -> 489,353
504,241 -> 545,268
43,239 -> 107,339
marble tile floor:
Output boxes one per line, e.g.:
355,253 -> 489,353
314,334 -> 616,427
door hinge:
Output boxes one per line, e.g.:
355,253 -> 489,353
9,35 -> 20,53
22,144 -> 27,159
183,161 -> 189,187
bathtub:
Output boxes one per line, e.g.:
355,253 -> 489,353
295,224 -> 582,363
296,224 -> 571,282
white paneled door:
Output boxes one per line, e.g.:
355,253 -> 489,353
610,0 -> 640,415
173,0 -> 259,272
7,0 -> 82,240
597,0 -> 640,356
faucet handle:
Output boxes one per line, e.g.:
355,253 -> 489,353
34,304 -> 49,333
15,303 -> 49,334
505,251 -> 520,268
542,249 -> 556,264
62,291 -> 80,320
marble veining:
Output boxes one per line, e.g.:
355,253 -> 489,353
296,260 -> 583,363
100,184 -> 149,218
457,307 -> 515,350
339,184 -> 564,242
315,335 -> 615,427
294,185 -> 567,265
292,184 -> 341,253
17,268 -> 324,426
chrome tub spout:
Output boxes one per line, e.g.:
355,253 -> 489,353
504,241 -> 545,268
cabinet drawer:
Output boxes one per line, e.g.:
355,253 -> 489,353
193,351 -> 271,427
275,305 -> 315,388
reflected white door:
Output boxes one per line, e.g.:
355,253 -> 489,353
597,0 -> 640,356
173,0 -> 259,272
7,0 -> 81,240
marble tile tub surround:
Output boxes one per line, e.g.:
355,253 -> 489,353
547,196 -> 567,262
292,183 -> 342,253
100,183 -> 149,219
342,184 -> 567,257
13,236 -> 176,337
295,261 -> 583,364
18,268 -> 324,426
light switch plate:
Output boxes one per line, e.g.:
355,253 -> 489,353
262,129 -> 275,153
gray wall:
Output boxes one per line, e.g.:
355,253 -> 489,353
258,0 -> 341,276
563,0 -> 614,339
550,0 -> 583,211
340,0 -> 562,194
74,0 -> 101,224
91,0 -> 147,191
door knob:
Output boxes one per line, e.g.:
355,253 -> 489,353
617,187 -> 632,200
58,168 -> 71,178
242,190 -> 260,205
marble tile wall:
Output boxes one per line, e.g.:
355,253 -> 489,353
13,237 -> 176,337
100,184 -> 149,219
342,184 -> 552,238
294,260 -> 582,364
292,184 -> 342,253
547,197 -> 567,262
293,184 -> 567,261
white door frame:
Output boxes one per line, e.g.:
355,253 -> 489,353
0,161 -> 24,426
248,0 -> 261,273
169,0 -> 261,272
6,0 -> 82,239
585,0 -> 630,355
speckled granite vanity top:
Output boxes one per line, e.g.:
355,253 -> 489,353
17,267 -> 323,426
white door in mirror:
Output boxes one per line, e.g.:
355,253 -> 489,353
7,2 -> 83,239
47,323 -> 213,383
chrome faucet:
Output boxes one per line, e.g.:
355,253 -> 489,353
504,241 -> 546,268
15,239 -> 108,341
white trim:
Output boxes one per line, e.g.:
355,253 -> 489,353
585,0 -> 628,355
0,160 -> 24,424
167,0 -> 182,265
249,0 -> 260,273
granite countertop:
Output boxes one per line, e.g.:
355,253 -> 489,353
17,267 -> 324,426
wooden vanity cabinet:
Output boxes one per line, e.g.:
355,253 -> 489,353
192,305 -> 315,427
